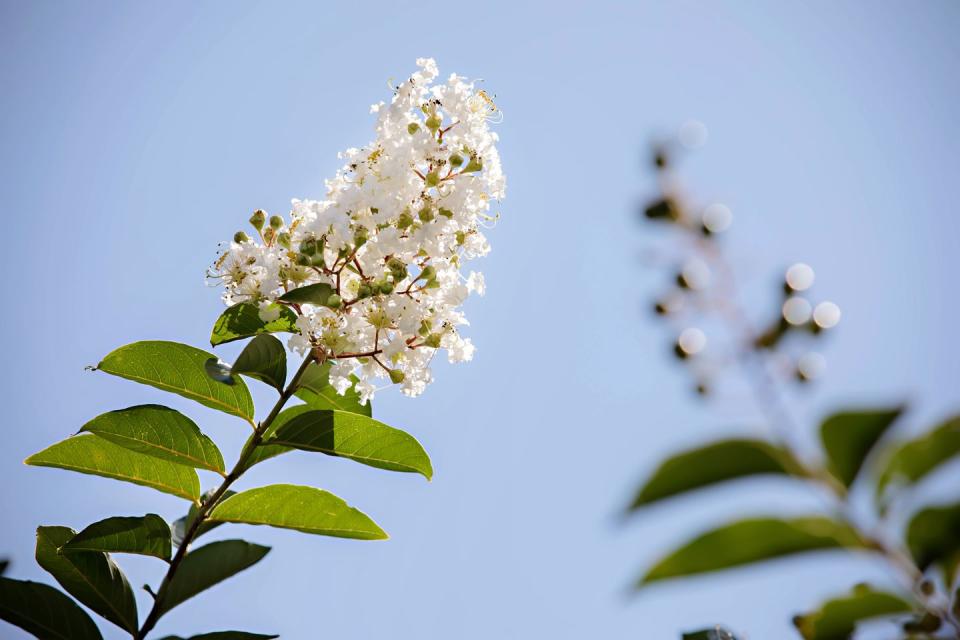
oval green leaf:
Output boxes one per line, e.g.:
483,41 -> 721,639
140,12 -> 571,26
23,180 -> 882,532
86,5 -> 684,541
36,526 -> 138,634
278,282 -> 335,306
0,577 -> 104,640
231,335 -> 287,392
628,438 -> 804,509
79,405 -> 224,474
876,415 -> 960,500
820,407 -> 904,487
640,517 -> 867,585
159,540 -> 270,616
95,341 -> 254,420
906,501 -> 960,570
62,514 -> 171,561
793,584 -> 912,640
208,484 -> 387,540
211,302 -> 298,347
271,409 -> 432,479
25,434 -> 200,502
296,361 -> 371,416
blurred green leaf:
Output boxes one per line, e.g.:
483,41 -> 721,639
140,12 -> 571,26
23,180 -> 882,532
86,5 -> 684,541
629,439 -> 804,509
79,404 -> 224,474
681,628 -> 738,640
271,409 -> 432,479
876,415 -> 960,500
62,514 -> 171,561
793,584 -> 912,640
210,302 -> 297,346
159,540 -> 270,616
820,407 -> 903,486
157,633 -> 278,640
231,335 -> 287,392
641,517 -> 867,585
171,490 -> 237,547
278,282 -> 335,306
95,341 -> 254,420
906,501 -> 960,570
296,361 -> 371,416
208,484 -> 387,540
25,434 -> 200,502
0,577 -> 103,640
36,526 -> 137,634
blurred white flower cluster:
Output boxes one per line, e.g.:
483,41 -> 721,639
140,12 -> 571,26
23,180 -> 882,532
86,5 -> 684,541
210,59 -> 505,404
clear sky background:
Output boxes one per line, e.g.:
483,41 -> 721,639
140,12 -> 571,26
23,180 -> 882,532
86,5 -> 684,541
2,2 -> 958,638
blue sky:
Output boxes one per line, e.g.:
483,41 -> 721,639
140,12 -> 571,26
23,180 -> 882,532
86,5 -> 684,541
1,2 -> 958,638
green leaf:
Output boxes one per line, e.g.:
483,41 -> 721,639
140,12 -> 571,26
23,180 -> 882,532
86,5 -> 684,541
640,517 -> 867,585
171,490 -> 237,547
157,633 -> 278,640
238,404 -> 314,471
95,341 -> 254,420
159,540 -> 269,616
0,577 -> 103,640
210,302 -> 298,346
876,415 -> 960,500
35,526 -> 138,634
231,335 -> 287,392
628,439 -> 804,509
278,282 -> 336,306
25,434 -> 200,502
62,515 -> 172,561
906,501 -> 960,570
271,409 -> 432,479
79,405 -> 225,474
296,361 -> 371,416
208,484 -> 387,540
793,584 -> 912,640
681,628 -> 738,640
820,407 -> 904,486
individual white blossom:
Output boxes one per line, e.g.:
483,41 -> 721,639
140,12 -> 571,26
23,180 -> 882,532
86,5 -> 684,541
209,59 -> 504,403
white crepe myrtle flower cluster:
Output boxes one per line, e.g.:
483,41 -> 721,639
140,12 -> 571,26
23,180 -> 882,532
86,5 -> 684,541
209,59 -> 505,404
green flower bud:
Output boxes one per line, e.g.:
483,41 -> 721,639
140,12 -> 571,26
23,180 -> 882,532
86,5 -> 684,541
233,231 -> 250,244
295,254 -> 311,266
388,369 -> 405,384
378,280 -> 395,295
418,206 -> 435,223
418,265 -> 436,281
263,227 -> 276,244
438,207 -> 453,219
397,211 -> 414,229
310,252 -> 326,267
358,283 -> 373,299
424,333 -> 442,348
425,171 -> 440,188
326,294 -> 342,309
277,232 -> 291,249
407,122 -> 420,135
426,115 -> 442,132
300,238 -> 317,256
249,209 -> 266,229
269,215 -> 283,229
464,156 -> 483,173
449,153 -> 464,168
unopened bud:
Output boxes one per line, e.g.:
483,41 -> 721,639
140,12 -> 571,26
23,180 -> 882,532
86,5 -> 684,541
425,171 -> 440,188
277,232 -> 291,249
295,254 -> 311,266
389,369 -> 405,384
233,231 -> 250,244
357,283 -> 373,299
378,280 -> 395,295
426,115 -> 442,132
269,215 -> 283,229
326,294 -> 342,309
249,209 -> 266,230
407,122 -> 420,135
449,153 -> 464,168
300,238 -> 317,256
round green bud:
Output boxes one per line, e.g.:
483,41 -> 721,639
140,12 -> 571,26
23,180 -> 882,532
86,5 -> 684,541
438,207 -> 454,219
262,227 -> 276,244
295,254 -> 311,266
358,283 -> 373,299
233,231 -> 250,244
449,153 -> 464,168
326,294 -> 342,309
418,206 -> 435,222
379,280 -> 395,294
425,115 -> 442,131
388,369 -> 405,384
277,232 -> 291,249
300,238 -> 317,256
310,252 -> 326,266
424,333 -> 442,348
249,209 -> 266,229
269,215 -> 283,229
407,122 -> 420,135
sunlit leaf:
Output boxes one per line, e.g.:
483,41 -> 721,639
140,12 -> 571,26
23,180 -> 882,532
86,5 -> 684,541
231,335 -> 287,392
820,407 -> 903,487
906,501 -> 960,570
296,361 -> 371,416
35,526 -> 137,634
0,577 -> 103,640
270,409 -> 432,479
62,515 -> 171,561
208,484 -> 387,540
640,517 -> 867,585
278,282 -> 336,306
875,415 -> 960,501
210,302 -> 297,347
79,405 -> 224,474
628,439 -> 804,509
95,341 -> 254,420
159,540 -> 269,616
25,434 -> 200,502
793,584 -> 912,640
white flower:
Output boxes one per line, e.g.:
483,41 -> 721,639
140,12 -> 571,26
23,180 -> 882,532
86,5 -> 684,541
210,59 -> 504,404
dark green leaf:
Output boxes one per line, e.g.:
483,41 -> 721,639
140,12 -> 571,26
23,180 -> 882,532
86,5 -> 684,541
640,517 -> 867,585
271,409 -> 432,479
157,632 -> 278,640
95,341 -> 254,420
0,559 -> 7,576
296,361 -> 371,416
238,405 -> 314,471
278,282 -> 336,306
793,584 -> 912,640
0,577 -> 103,640
79,405 -> 225,474
62,515 -> 171,561
171,490 -> 237,547
906,501 -> 960,570
35,526 -> 137,634
628,439 -> 804,509
208,484 -> 387,540
820,407 -> 904,486
210,302 -> 298,346
25,434 -> 200,502
231,335 -> 287,392
681,628 -> 738,640
159,540 -> 269,616
876,415 -> 960,500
